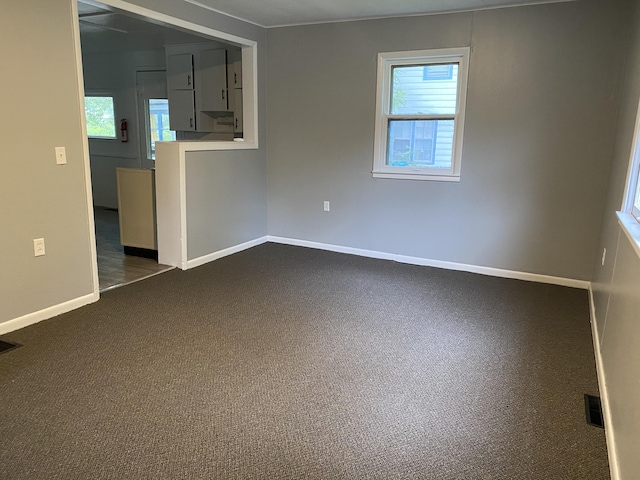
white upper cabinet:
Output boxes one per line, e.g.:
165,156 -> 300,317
168,90 -> 196,132
228,49 -> 242,89
200,49 -> 228,112
233,88 -> 243,133
165,44 -> 243,135
167,54 -> 194,90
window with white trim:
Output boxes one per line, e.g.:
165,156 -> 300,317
84,95 -> 117,139
623,98 -> 640,223
373,48 -> 470,181
632,167 -> 640,222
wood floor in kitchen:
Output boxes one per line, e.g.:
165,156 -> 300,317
94,207 -> 174,291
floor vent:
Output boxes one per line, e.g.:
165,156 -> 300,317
584,394 -> 604,429
0,339 -> 22,356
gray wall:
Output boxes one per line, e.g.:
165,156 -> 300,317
83,49 -> 166,208
0,0 -> 96,324
265,0 -> 627,281
186,150 -> 267,260
591,1 -> 640,478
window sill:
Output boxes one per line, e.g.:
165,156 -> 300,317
617,211 -> 640,260
372,171 -> 460,182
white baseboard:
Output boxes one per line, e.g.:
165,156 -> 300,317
186,236 -> 268,269
588,286 -> 619,480
0,292 -> 99,335
268,236 -> 397,262
0,236 -> 268,335
266,236 -> 590,289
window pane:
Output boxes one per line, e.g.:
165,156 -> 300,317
387,119 -> 454,168
148,99 -> 176,159
633,169 -> 640,217
85,96 -> 116,138
391,64 -> 459,115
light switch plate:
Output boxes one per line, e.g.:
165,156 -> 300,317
55,146 -> 67,165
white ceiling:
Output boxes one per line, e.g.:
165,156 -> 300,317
78,2 -> 224,53
185,0 -> 576,28
77,0 -> 576,53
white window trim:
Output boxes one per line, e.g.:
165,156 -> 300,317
622,98 -> 640,220
84,92 -> 118,140
618,97 -> 640,259
373,47 -> 470,182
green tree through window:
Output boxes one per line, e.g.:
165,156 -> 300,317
85,96 -> 116,138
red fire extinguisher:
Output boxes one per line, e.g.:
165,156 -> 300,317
120,119 -> 128,142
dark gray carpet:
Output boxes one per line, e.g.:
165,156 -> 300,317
0,243 -> 609,479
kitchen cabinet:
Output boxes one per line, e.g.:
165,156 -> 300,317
168,53 -> 196,131
228,49 -> 242,89
166,44 -> 242,135
200,49 -> 228,112
167,54 -> 194,90
168,90 -> 196,132
227,49 -> 243,134
233,88 -> 243,133
116,168 -> 157,252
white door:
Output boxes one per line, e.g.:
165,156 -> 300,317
136,70 -> 175,169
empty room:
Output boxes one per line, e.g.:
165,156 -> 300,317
1,0 -> 639,479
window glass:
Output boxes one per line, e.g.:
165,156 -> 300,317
147,99 -> 175,159
387,119 -> 454,168
625,100 -> 640,222
633,169 -> 640,219
390,64 -> 458,115
85,96 -> 116,138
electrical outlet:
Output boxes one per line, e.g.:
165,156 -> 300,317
323,201 -> 330,212
601,248 -> 606,266
33,238 -> 45,257
55,146 -> 67,165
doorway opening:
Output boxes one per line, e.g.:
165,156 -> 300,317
76,0 -> 254,291
93,206 -> 172,291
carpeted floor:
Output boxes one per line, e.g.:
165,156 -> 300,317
0,243 -> 609,479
